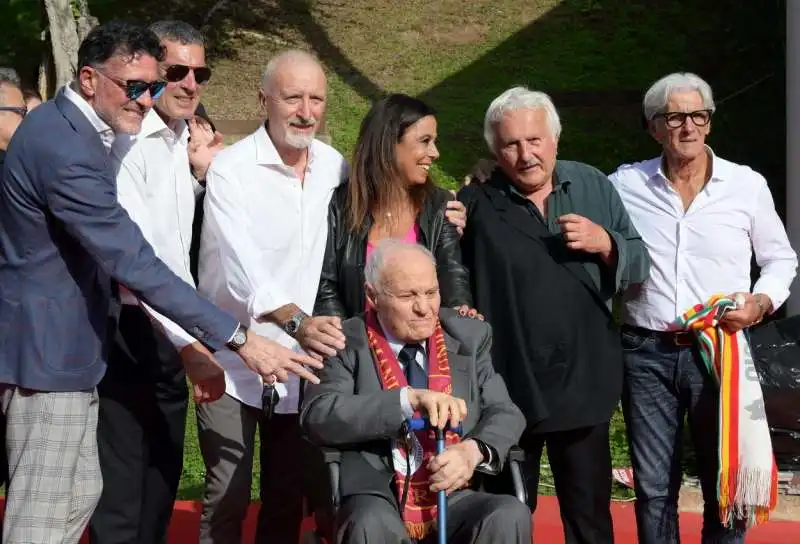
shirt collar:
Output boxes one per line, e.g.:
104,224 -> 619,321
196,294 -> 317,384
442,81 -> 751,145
503,163 -> 571,201
63,84 -> 115,151
254,123 -> 316,169
377,315 -> 426,358
139,108 -> 189,144
651,145 -> 729,184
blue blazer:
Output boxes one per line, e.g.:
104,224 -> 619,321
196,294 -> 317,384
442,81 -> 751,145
0,90 -> 237,392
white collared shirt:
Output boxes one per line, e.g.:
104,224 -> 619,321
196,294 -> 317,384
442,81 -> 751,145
109,109 -> 201,349
609,147 -> 798,331
63,84 -> 115,151
380,319 -> 426,419
198,125 -> 347,412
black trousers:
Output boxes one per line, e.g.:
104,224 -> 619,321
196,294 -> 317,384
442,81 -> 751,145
485,421 -> 614,544
89,305 -> 189,544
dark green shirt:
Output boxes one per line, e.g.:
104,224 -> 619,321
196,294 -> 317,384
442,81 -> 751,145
499,160 -> 650,307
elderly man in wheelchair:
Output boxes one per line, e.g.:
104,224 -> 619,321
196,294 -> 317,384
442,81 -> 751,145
300,240 -> 531,543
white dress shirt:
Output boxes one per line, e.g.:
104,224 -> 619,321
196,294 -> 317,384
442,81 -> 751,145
64,85 -> 115,151
379,320 -> 425,420
609,147 -> 798,331
110,109 -> 202,350
198,125 -> 347,413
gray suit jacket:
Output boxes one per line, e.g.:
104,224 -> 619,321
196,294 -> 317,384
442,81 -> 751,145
0,90 -> 237,392
300,308 -> 525,501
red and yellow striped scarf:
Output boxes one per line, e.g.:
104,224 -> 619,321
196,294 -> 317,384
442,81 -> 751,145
365,309 -> 460,540
677,295 -> 778,527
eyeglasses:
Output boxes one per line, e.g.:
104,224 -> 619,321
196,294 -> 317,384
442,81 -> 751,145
163,64 -> 212,85
94,67 -> 166,100
0,106 -> 27,118
655,109 -> 713,129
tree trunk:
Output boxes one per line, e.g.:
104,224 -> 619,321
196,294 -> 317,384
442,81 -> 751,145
38,35 -> 54,99
74,0 -> 98,42
43,0 -> 81,90
38,2 -> 54,99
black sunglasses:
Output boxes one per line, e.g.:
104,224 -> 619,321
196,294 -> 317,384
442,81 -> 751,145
164,64 -> 212,85
95,68 -> 166,101
0,106 -> 27,118
655,109 -> 713,129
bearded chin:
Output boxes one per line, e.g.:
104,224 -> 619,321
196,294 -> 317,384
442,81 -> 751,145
285,128 -> 316,149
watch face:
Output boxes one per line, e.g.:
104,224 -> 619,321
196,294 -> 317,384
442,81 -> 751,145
233,329 -> 246,346
286,315 -> 302,334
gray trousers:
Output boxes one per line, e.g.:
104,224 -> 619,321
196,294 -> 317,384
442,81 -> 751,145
0,386 -> 102,544
196,392 -> 329,544
336,490 -> 532,544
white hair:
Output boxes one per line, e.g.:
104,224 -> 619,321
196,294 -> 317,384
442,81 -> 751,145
642,72 -> 716,121
484,86 -> 561,152
260,49 -> 321,93
365,239 -> 436,291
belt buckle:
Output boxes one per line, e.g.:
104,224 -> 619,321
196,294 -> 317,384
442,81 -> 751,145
673,331 -> 693,347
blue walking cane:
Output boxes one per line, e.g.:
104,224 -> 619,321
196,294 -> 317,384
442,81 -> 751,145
407,417 -> 463,544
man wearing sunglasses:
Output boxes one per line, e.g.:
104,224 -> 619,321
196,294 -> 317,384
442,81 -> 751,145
609,72 -> 797,543
0,21 -> 321,544
88,20 -> 226,544
0,68 -> 25,181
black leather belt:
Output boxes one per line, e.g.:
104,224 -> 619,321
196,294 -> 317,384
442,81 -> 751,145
622,324 -> 694,347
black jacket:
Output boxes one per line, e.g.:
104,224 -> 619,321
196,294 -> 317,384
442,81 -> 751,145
314,183 -> 472,318
458,161 -> 648,433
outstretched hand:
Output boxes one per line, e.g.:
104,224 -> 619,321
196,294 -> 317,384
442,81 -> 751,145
237,331 -> 323,384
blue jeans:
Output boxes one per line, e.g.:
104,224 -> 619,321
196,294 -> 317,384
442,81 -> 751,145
620,328 -> 746,544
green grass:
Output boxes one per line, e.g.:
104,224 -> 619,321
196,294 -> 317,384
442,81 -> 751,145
0,0 -> 783,501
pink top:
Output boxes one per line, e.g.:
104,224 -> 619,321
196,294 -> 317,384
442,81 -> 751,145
366,223 -> 421,261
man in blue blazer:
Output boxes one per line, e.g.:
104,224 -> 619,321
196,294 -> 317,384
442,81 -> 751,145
0,21 -> 321,544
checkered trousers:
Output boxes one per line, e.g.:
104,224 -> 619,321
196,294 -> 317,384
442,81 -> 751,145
0,387 -> 103,544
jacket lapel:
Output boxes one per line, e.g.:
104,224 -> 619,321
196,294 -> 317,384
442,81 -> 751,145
443,331 -> 471,403
483,177 -> 551,250
481,174 -> 612,318
55,88 -> 106,150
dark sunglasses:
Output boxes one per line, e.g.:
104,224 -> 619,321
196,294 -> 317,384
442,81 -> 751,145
655,109 -> 712,129
0,106 -> 27,118
95,68 -> 166,100
164,64 -> 212,85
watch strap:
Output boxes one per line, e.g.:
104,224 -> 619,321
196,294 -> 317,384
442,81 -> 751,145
284,311 -> 308,337
474,439 -> 492,466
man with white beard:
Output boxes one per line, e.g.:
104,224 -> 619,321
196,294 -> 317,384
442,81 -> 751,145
195,49 -> 348,544
196,50 -> 469,542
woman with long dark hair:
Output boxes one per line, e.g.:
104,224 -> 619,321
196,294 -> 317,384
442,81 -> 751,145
315,93 -> 473,318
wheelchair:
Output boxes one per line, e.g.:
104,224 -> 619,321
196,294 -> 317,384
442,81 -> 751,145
302,445 -> 528,543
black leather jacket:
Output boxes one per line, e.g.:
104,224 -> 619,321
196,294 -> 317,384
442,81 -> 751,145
314,183 -> 472,318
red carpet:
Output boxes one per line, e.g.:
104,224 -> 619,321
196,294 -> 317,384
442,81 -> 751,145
66,497 -> 798,543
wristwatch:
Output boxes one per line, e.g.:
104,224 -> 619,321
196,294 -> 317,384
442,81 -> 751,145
226,323 -> 248,352
283,312 -> 308,338
475,439 -> 492,465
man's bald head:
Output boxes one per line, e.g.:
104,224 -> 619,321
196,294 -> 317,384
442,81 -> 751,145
365,240 -> 440,343
260,49 -> 323,94
259,49 -> 327,153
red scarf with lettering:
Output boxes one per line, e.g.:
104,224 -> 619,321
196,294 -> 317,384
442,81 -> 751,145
365,309 -> 460,540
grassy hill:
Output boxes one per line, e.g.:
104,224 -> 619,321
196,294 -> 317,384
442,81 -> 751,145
0,0 -> 787,500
